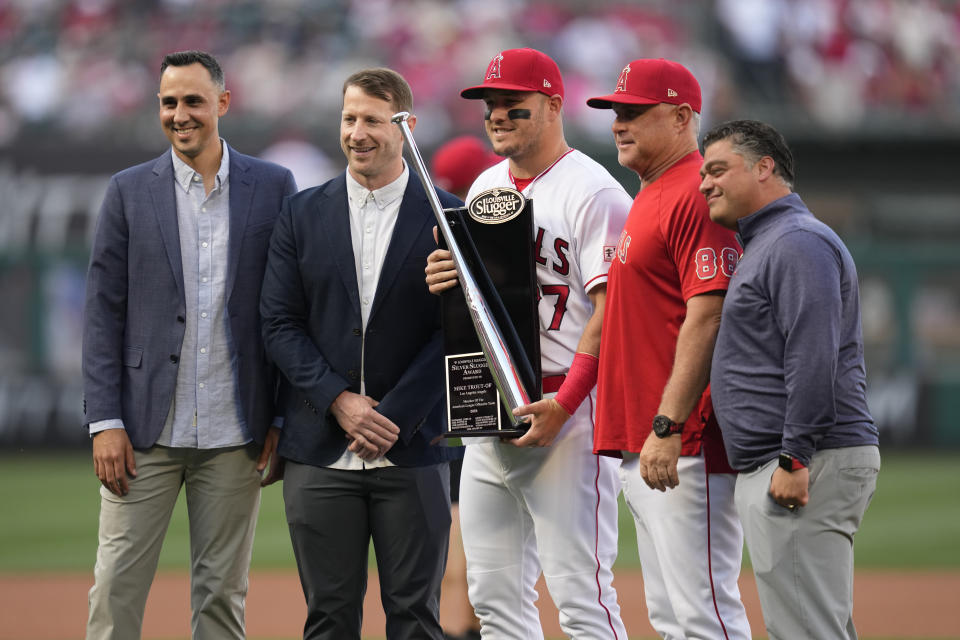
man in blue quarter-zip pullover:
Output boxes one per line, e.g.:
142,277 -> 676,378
699,119 -> 880,640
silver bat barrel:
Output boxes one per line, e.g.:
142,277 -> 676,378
391,111 -> 531,427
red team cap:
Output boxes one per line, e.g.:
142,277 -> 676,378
460,48 -> 565,100
586,58 -> 701,113
432,135 -> 500,194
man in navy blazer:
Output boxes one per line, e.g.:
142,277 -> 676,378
260,68 -> 458,639
82,50 -> 296,640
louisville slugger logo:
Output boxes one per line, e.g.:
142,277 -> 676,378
468,187 -> 525,224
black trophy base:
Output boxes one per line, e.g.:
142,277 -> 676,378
440,192 -> 540,439
441,428 -> 527,438
442,429 -> 527,438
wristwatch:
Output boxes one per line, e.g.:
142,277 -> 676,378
652,415 -> 683,438
778,452 -> 806,472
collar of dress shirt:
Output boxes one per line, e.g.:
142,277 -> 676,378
171,138 -> 231,194
345,161 -> 409,211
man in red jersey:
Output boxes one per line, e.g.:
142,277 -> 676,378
587,59 -> 751,640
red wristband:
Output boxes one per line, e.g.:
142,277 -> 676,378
554,352 -> 599,416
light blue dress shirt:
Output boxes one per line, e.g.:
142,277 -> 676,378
90,143 -> 250,449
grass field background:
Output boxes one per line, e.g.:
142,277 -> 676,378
1,450 -> 958,574
1,450 -> 957,640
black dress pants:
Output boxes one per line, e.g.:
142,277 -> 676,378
283,461 -> 451,640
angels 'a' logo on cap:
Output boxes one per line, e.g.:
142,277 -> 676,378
667,88 -> 678,98
486,53 -> 504,81
615,64 -> 630,93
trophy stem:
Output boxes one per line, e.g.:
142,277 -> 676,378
392,111 -> 531,426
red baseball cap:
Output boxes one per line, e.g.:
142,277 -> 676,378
431,136 -> 500,194
461,48 -> 564,100
586,58 -> 701,113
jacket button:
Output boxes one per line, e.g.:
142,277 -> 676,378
169,354 -> 179,363
348,369 -> 358,380
176,315 -> 185,323
352,328 -> 361,336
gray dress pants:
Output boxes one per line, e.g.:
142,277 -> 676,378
735,445 -> 880,640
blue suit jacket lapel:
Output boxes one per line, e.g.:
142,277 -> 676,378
226,145 -> 254,298
321,176 -> 362,317
369,177 -> 431,323
149,153 -> 184,298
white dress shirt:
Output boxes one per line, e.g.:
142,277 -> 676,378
327,165 -> 409,470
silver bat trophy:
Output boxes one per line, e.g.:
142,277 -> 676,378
391,111 -> 531,427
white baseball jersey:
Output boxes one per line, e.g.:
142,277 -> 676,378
460,150 -> 632,639
466,150 -> 632,377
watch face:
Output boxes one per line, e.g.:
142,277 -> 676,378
779,453 -> 794,471
652,415 -> 676,438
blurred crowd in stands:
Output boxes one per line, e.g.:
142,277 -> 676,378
2,0 -> 959,159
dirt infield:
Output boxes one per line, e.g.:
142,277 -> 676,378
1,569 -> 957,639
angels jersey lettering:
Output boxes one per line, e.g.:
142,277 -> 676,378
466,151 -> 632,377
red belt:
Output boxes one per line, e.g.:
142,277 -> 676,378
542,374 -> 566,394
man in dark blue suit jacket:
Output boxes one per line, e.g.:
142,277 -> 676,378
261,68 -> 458,640
82,51 -> 296,640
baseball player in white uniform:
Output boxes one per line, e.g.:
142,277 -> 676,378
426,48 -> 631,639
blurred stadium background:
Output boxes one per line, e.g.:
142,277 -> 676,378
2,0 -> 959,451
2,1 -> 959,638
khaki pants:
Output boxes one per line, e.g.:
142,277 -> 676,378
86,444 -> 262,640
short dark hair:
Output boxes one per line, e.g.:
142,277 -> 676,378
343,68 -> 413,113
160,50 -> 225,91
702,119 -> 795,189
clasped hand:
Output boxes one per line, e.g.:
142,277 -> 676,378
331,391 -> 400,461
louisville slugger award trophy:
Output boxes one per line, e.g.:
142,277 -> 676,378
392,112 -> 540,436
439,189 -> 541,436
